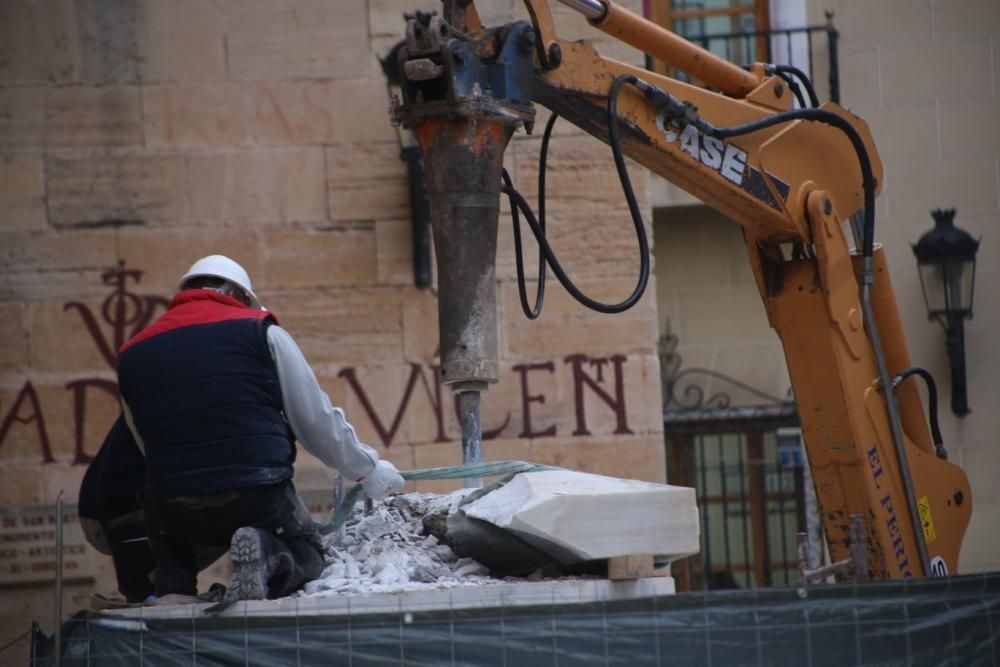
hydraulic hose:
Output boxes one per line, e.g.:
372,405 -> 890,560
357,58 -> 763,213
698,107 -> 876,261
892,367 -> 947,460
501,74 -> 651,316
768,64 -> 820,108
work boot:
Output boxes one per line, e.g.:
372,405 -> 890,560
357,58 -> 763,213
227,527 -> 268,601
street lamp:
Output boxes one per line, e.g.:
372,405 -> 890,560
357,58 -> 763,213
912,208 -> 979,416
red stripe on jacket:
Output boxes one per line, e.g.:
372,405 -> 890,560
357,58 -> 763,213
119,289 -> 276,353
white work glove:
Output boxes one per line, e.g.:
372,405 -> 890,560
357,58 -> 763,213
360,460 -> 405,499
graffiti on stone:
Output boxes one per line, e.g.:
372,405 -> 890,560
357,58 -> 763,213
1,263 -> 641,463
0,262 -> 168,464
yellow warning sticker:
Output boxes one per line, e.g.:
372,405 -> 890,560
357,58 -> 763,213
917,496 -> 937,544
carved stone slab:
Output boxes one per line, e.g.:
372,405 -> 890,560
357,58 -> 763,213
460,470 -> 700,564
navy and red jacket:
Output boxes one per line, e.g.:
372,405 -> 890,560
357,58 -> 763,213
117,290 -> 295,499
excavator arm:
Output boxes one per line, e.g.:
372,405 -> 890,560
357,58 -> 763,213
391,0 -> 971,579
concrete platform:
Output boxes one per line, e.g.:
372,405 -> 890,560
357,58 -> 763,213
99,576 -> 676,621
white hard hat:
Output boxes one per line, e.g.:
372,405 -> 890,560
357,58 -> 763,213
180,255 -> 262,309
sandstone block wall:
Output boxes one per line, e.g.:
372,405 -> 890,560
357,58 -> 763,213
0,0 -> 660,656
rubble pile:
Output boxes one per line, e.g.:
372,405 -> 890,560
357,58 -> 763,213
301,490 -> 492,596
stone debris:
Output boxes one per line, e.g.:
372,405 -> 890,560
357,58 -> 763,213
300,490 -> 492,597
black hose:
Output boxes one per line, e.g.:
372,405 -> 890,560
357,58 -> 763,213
500,74 -> 651,315
892,367 -> 947,460
776,72 -> 808,109
771,64 -> 819,108
701,108 -> 877,259
501,113 -> 556,319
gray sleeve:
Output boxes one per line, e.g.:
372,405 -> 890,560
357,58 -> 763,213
267,325 -> 378,480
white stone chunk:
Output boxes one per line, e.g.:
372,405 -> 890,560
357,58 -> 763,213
461,470 -> 700,563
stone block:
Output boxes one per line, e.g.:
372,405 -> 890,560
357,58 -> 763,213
531,434 -> 667,484
45,86 -> 143,148
858,103 -> 938,163
0,302 -> 28,371
274,288 -> 403,366
256,78 -> 395,145
837,48 -> 881,110
0,230 -> 118,292
332,78 -> 398,144
939,98 -> 1000,159
884,157 -> 997,223
47,153 -> 189,226
401,286 -> 440,364
369,0 -> 515,40
38,461 -> 89,504
0,463 -> 43,507
139,0 -> 226,82
0,156 -> 46,231
75,0 -> 142,83
710,344 -> 791,404
116,226 -> 261,296
375,218 -> 413,285
29,298 -> 117,374
0,88 -> 46,149
224,0 -> 369,80
188,148 -> 327,224
326,142 -> 410,222
0,0 -> 78,84
461,469 -> 697,562
934,0 -> 1000,41
252,80 -> 337,144
965,330 -> 1000,394
500,276 -> 658,359
653,205 -> 751,291
261,227 -> 378,288
959,501 -> 1000,573
143,84 -> 254,147
880,39 -> 993,107
482,436 -> 533,465
823,0 -> 932,50
676,286 -> 775,347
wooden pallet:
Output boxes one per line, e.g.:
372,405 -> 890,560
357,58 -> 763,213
607,555 -> 671,580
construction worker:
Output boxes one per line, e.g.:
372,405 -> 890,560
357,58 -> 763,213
79,415 -> 156,603
116,255 -> 404,601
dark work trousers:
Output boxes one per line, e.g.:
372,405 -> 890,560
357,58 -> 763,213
144,480 -> 326,598
105,516 -> 158,603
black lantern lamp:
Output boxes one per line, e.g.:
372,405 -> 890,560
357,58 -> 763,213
912,208 -> 980,416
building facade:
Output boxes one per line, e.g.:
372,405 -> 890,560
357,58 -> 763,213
0,0 -> 997,659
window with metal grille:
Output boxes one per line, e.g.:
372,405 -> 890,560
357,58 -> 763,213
647,0 -> 771,74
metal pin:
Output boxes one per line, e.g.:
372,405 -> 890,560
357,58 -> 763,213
459,390 -> 483,488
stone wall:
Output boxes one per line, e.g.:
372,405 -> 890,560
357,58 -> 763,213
0,0 -> 660,658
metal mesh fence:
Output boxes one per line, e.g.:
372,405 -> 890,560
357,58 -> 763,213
29,571 -> 1000,666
